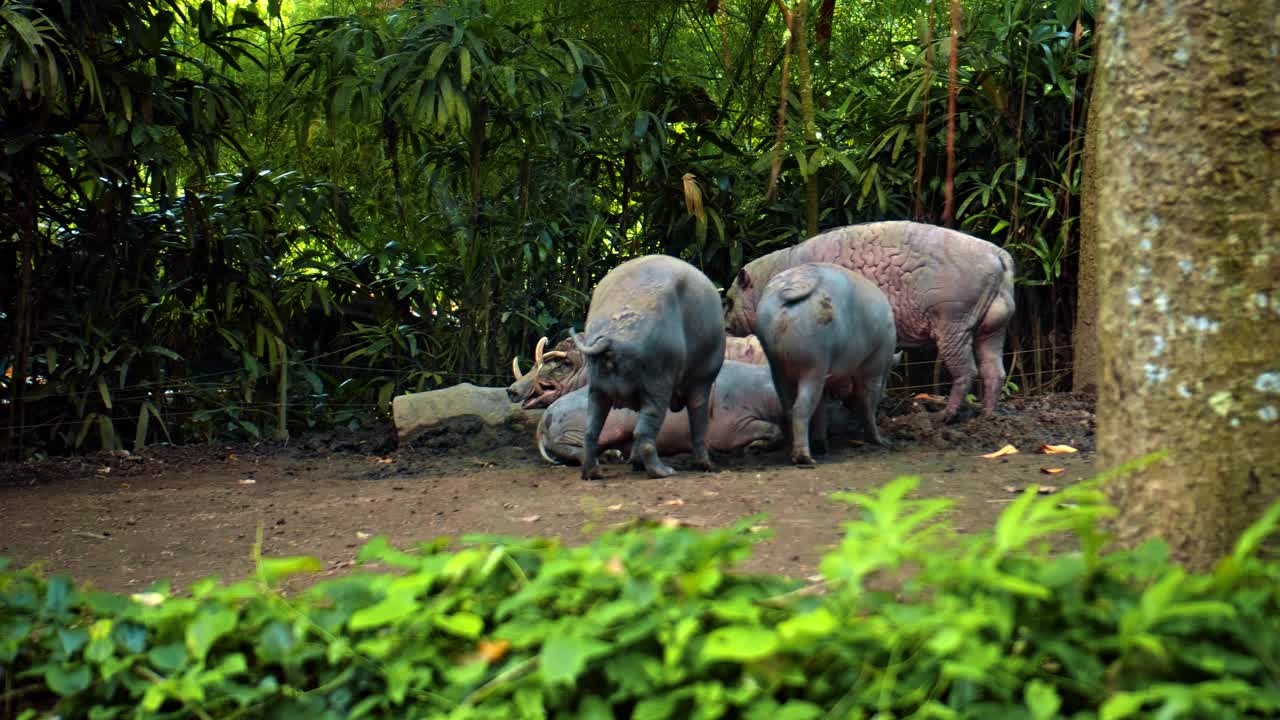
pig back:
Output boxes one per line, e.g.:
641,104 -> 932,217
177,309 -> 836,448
797,222 -> 1008,345
582,255 -> 725,382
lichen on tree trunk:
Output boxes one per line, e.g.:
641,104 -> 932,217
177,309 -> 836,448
1095,0 -> 1280,569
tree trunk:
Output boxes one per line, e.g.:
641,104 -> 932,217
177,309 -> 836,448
912,0 -> 935,221
794,0 -> 818,237
1072,9 -> 1104,395
940,0 -> 960,227
765,1 -> 795,202
1095,0 -> 1280,569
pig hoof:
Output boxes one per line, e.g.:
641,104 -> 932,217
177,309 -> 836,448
746,439 -> 775,454
601,449 -> 625,464
692,456 -> 716,472
791,453 -> 816,467
581,465 -> 606,481
645,462 -> 676,479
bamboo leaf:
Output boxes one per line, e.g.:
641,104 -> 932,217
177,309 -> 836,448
96,376 -> 112,410
425,42 -> 450,78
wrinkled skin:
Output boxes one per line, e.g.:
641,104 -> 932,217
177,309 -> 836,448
574,255 -> 726,480
536,361 -> 785,464
725,221 -> 1015,420
508,335 -> 766,409
756,263 -> 897,467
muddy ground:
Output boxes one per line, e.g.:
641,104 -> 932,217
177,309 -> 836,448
0,393 -> 1096,593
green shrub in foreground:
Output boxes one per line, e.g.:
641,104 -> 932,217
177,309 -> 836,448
3,476 -> 1280,719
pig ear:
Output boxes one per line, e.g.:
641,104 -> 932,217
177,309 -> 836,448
736,267 -> 752,290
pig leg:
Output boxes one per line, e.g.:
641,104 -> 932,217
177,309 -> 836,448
934,306 -> 979,422
809,396 -> 829,455
847,377 -> 891,448
629,386 -> 676,478
581,389 -> 613,480
975,295 -> 1013,415
685,382 -> 716,472
788,377 -> 824,467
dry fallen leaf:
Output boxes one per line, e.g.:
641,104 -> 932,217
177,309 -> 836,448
662,498 -> 686,507
238,478 -> 257,485
1038,485 -> 1059,494
518,514 -> 542,523
604,556 -> 625,577
96,466 -> 111,474
226,454 -> 239,463
476,639 -> 511,664
374,457 -> 394,464
356,531 -> 371,540
748,524 -> 769,534
1003,485 -> 1020,493
606,503 -> 624,511
1040,468 -> 1066,475
1039,444 -> 1078,455
701,490 -> 719,497
980,444 -> 1019,459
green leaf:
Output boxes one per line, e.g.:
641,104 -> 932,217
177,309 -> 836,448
633,695 -> 677,720
1025,680 -> 1062,720
540,635 -> 610,686
45,664 -> 91,696
186,608 -> 237,661
425,42 -> 451,78
1231,501 -> 1280,561
349,590 -> 418,630
700,626 -> 779,663
633,112 -> 650,139
434,612 -> 484,639
58,627 -> 89,656
459,47 -> 471,87
258,556 -> 323,585
1101,690 -> 1153,720
777,608 -> 835,644
148,643 -> 187,672
96,375 -> 112,409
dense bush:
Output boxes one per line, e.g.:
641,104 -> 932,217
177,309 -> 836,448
4,476 -> 1279,719
2,0 -> 1095,457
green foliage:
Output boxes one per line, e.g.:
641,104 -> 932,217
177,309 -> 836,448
4,479 -> 1280,718
2,0 -> 1096,455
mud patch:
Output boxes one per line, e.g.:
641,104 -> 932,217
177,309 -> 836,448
882,391 -> 1095,452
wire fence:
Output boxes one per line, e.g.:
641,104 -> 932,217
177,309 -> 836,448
0,343 -> 1076,437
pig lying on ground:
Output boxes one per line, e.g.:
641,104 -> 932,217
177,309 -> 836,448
536,361 -> 784,464
573,255 -> 726,480
724,221 -> 1014,421
537,355 -> 905,465
507,334 -> 767,409
756,263 -> 897,466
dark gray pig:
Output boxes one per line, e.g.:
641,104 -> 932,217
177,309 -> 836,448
756,263 -> 897,466
536,361 -> 785,465
573,255 -> 726,479
724,221 -> 1014,420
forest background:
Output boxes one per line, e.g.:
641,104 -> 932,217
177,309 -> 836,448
0,0 -> 1095,456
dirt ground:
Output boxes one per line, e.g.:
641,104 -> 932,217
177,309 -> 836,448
0,393 -> 1096,594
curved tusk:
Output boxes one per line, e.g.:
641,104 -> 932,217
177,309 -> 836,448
541,351 -> 568,361
511,356 -> 524,381
534,336 -> 548,364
